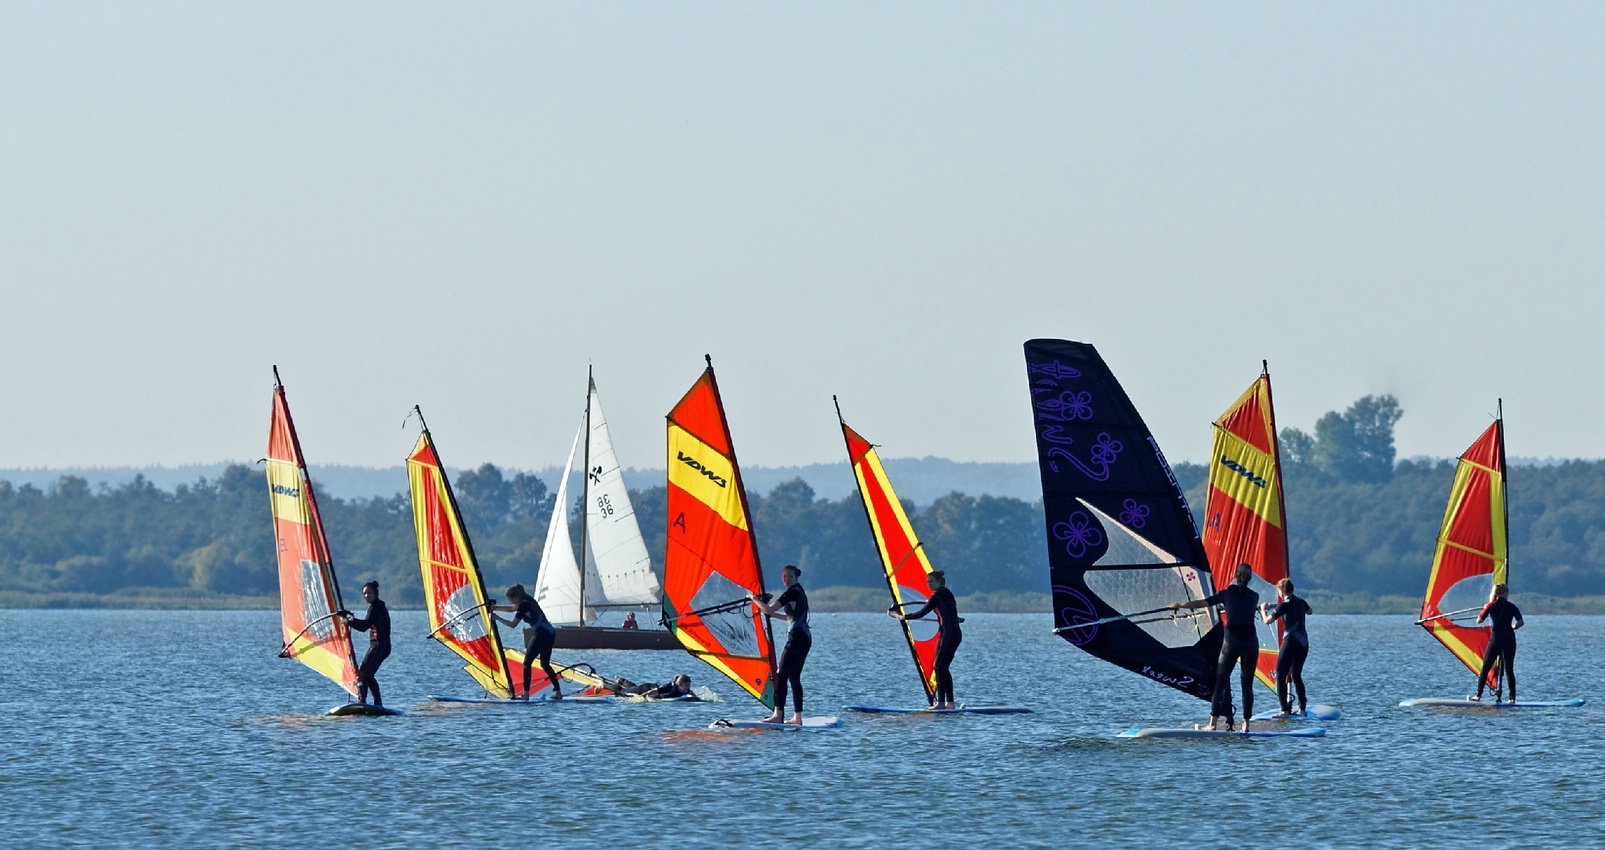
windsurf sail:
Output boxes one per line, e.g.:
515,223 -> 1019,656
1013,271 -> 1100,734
1417,411 -> 1507,690
836,400 -> 940,704
1202,363 -> 1290,691
1024,339 -> 1221,702
407,409 -> 525,698
266,369 -> 360,697
661,357 -> 776,707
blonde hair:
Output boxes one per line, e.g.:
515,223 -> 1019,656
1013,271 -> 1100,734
1277,578 -> 1294,595
1494,583 -> 1509,599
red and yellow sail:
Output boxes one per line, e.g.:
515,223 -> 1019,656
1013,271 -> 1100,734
408,423 -> 522,698
1202,368 -> 1289,691
840,415 -> 940,703
267,374 -> 360,696
1418,419 -> 1507,688
662,363 -> 776,707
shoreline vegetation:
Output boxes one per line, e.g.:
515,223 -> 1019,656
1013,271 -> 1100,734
5,587 -> 1604,615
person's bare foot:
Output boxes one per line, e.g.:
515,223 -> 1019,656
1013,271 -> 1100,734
760,712 -> 784,724
786,713 -> 803,725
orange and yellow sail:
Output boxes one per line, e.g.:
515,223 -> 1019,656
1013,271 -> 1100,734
662,360 -> 776,707
267,372 -> 360,696
1418,417 -> 1507,688
838,409 -> 940,703
1202,366 -> 1289,691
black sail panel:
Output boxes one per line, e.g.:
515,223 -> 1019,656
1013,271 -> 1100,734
1024,339 -> 1221,701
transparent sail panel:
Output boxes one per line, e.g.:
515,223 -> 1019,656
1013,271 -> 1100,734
442,583 -> 489,643
1084,499 -> 1179,567
297,559 -> 335,642
1438,573 -> 1495,620
690,570 -> 761,659
1084,566 -> 1212,648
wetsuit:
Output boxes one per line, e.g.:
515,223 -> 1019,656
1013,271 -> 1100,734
1203,584 -> 1260,721
1266,595 -> 1313,714
905,586 -> 963,706
1476,597 -> 1522,700
346,599 -> 391,706
512,595 -> 559,697
772,584 -> 811,716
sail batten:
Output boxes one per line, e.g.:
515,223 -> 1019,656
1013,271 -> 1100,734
1418,417 -> 1508,688
661,362 -> 776,707
1202,368 -> 1290,692
838,412 -> 940,703
267,375 -> 360,697
1024,340 -> 1220,702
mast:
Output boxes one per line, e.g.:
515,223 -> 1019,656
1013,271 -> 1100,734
1263,360 -> 1292,584
578,367 -> 593,623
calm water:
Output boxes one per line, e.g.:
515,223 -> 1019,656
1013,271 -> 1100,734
1,610 -> 1600,848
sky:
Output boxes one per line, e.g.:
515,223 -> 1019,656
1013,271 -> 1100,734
2,3 -> 1601,474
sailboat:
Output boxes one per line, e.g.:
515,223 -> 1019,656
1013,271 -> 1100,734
1202,364 -> 1339,722
534,370 -> 677,650
265,368 -> 396,716
833,400 -> 1029,716
1024,339 -> 1322,738
1402,403 -> 1583,709
661,356 -> 839,730
406,406 -> 610,704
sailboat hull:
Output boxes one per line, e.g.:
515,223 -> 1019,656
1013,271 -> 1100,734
553,626 -> 682,651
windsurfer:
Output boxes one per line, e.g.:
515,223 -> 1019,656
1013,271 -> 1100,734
1470,583 -> 1523,703
1169,562 -> 1260,731
492,584 -> 561,700
1260,578 -> 1313,717
339,581 -> 391,707
750,564 -> 810,724
893,570 -> 964,710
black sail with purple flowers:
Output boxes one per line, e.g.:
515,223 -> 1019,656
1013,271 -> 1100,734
1024,339 -> 1222,702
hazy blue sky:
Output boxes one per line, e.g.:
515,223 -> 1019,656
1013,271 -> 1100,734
3,3 -> 1600,473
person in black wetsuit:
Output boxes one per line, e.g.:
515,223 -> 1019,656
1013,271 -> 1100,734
893,570 -> 963,710
750,564 -> 810,725
1170,562 -> 1260,731
339,581 -> 390,707
1471,583 -> 1524,703
1260,577 -> 1314,717
491,584 -> 560,701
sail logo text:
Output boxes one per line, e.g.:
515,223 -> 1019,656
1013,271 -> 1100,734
1217,456 -> 1266,489
272,484 -> 301,499
676,452 -> 727,488
1140,666 -> 1197,692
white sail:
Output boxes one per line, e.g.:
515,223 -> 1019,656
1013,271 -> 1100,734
582,379 -> 662,608
533,418 -> 597,625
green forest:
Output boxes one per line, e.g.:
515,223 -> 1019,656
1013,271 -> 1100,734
1,395 -> 1602,611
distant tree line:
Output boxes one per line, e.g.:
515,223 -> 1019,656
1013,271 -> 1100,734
1,394 -> 1601,607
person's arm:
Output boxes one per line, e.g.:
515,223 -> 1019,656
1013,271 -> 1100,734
1260,601 -> 1281,624
1169,590 -> 1221,612
749,588 -> 790,619
344,607 -> 372,631
896,597 -> 938,621
1477,600 -> 1496,624
1513,606 -> 1525,630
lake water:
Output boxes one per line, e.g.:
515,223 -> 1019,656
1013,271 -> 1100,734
1,611 -> 1600,847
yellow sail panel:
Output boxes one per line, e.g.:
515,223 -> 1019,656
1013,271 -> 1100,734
1419,420 -> 1506,686
1202,372 -> 1290,692
408,429 -> 514,697
266,379 -> 360,697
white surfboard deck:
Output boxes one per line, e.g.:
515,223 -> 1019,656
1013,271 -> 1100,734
1118,726 -> 1325,739
1250,704 -> 1342,722
328,703 -> 403,717
1399,697 -> 1585,708
709,716 -> 843,731
842,705 -> 1032,715
428,694 -> 617,705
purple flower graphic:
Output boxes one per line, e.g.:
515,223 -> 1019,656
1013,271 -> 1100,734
1119,498 -> 1150,529
1052,511 -> 1104,559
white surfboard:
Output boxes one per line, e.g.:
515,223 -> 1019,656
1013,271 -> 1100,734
328,703 -> 403,717
1399,697 -> 1585,708
842,705 -> 1032,715
428,694 -> 617,705
1250,704 -> 1342,722
709,716 -> 843,731
1118,726 -> 1325,739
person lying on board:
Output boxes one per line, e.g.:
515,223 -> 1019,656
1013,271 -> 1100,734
891,570 -> 964,710
490,584 -> 560,701
1470,583 -> 1524,703
1260,578 -> 1314,717
750,564 -> 811,725
1169,562 -> 1260,732
621,612 -> 639,630
338,580 -> 391,708
601,673 -> 697,700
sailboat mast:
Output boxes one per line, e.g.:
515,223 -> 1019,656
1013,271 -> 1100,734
1497,398 -> 1508,583
1262,360 -> 1293,580
578,366 -> 594,624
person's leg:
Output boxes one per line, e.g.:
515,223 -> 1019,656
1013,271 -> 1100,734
1275,649 -> 1294,715
1287,642 -> 1309,714
1474,641 -> 1500,699
360,645 -> 389,706
769,637 -> 797,722
1210,643 -> 1236,726
1237,641 -> 1257,723
356,646 -> 374,703
787,633 -> 812,720
933,631 -> 960,707
1502,642 -> 1517,703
